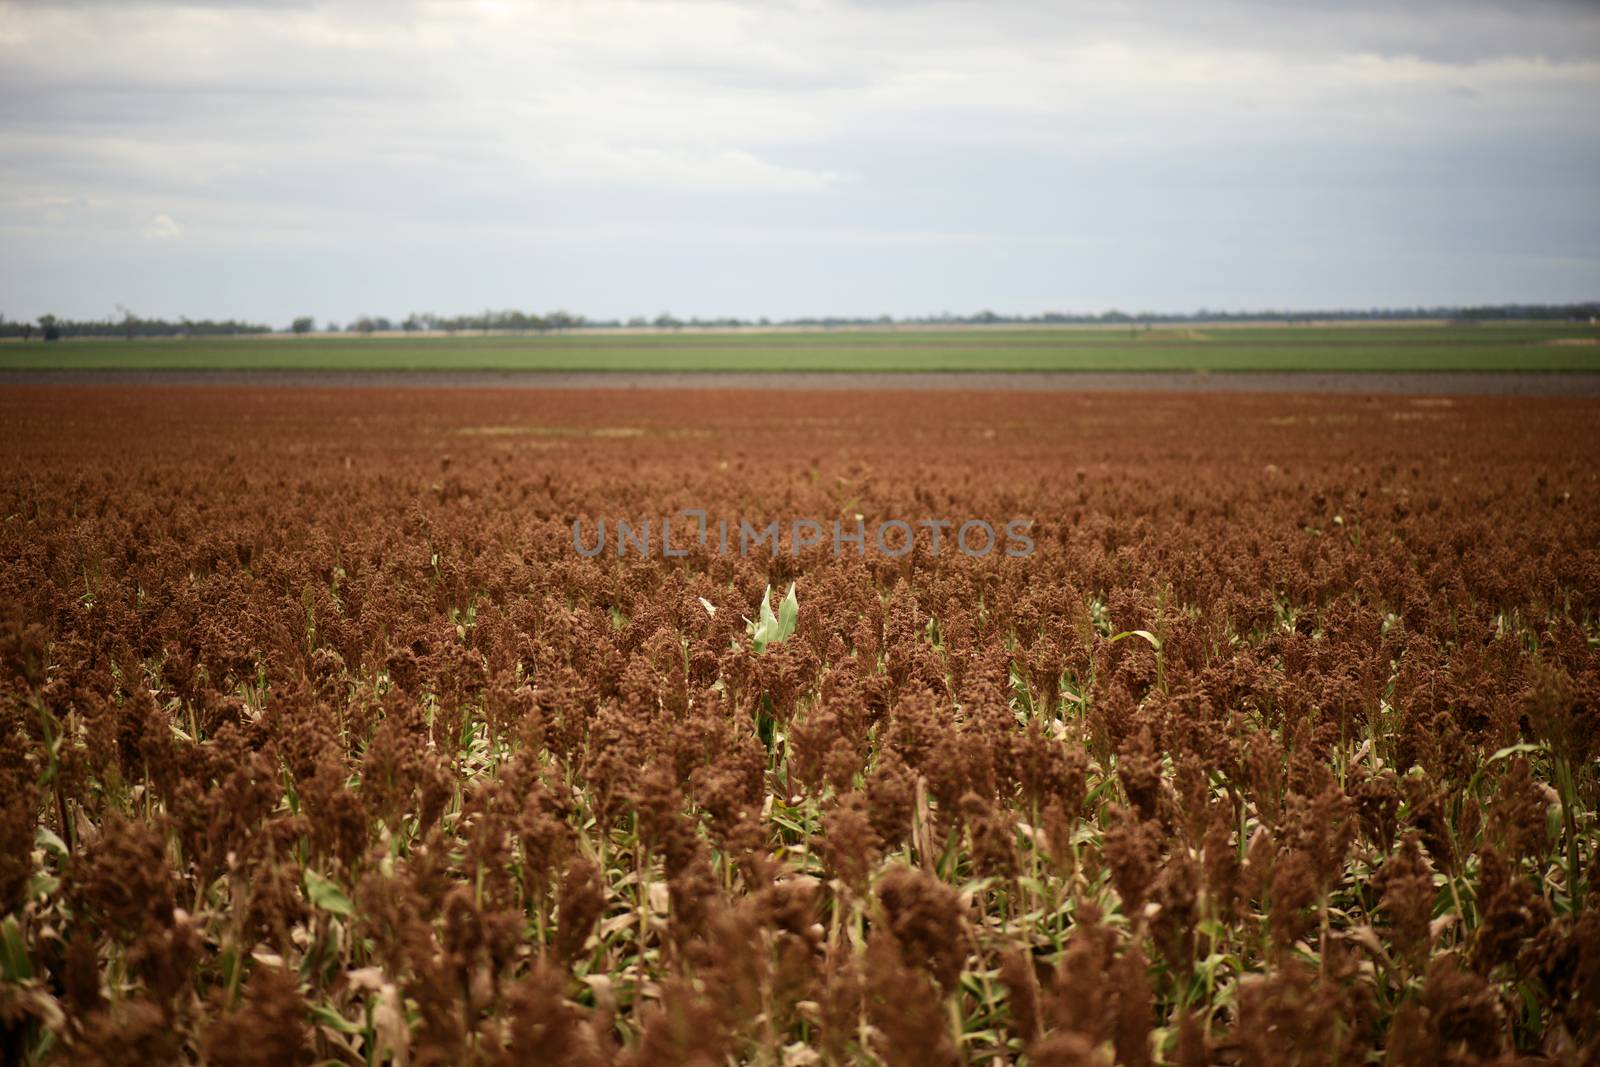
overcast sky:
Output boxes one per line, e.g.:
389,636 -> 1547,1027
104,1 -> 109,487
2,0 -> 1598,326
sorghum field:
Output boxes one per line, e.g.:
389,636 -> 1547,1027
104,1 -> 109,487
1,385 -> 1597,1066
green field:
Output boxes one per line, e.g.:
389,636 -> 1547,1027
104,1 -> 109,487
3,323 -> 1599,373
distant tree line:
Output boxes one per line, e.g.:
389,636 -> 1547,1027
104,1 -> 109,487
4,302 -> 1594,341
316,301 -> 1600,333
747,303 -> 1600,328
0,311 -> 271,341
330,310 -> 589,335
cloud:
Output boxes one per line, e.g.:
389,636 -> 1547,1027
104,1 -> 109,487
0,0 -> 1595,321
543,144 -> 847,193
143,213 -> 182,239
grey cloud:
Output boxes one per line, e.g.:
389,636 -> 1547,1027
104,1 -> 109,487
0,0 -> 1595,324
840,0 -> 1600,63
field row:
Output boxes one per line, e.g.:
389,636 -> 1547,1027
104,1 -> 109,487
2,323 -> 1599,373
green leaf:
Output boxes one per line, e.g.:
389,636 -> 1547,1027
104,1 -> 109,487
748,582 -> 799,653
304,870 -> 353,918
769,812 -> 809,837
1016,876 -> 1052,898
0,916 -> 31,980
1487,742 -> 1546,763
1109,629 -> 1161,651
957,876 -> 998,899
28,871 -> 60,899
1467,742 -> 1548,796
310,1002 -> 367,1035
34,826 -> 68,858
775,582 -> 799,641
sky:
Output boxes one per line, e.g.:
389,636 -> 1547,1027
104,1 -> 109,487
1,0 -> 1598,327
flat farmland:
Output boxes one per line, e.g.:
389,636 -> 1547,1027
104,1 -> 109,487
3,322 -> 1600,373
1,386 -> 1598,1065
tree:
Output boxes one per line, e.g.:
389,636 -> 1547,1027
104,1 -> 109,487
39,314 -> 60,342
291,316 -> 315,335
353,316 -> 377,335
